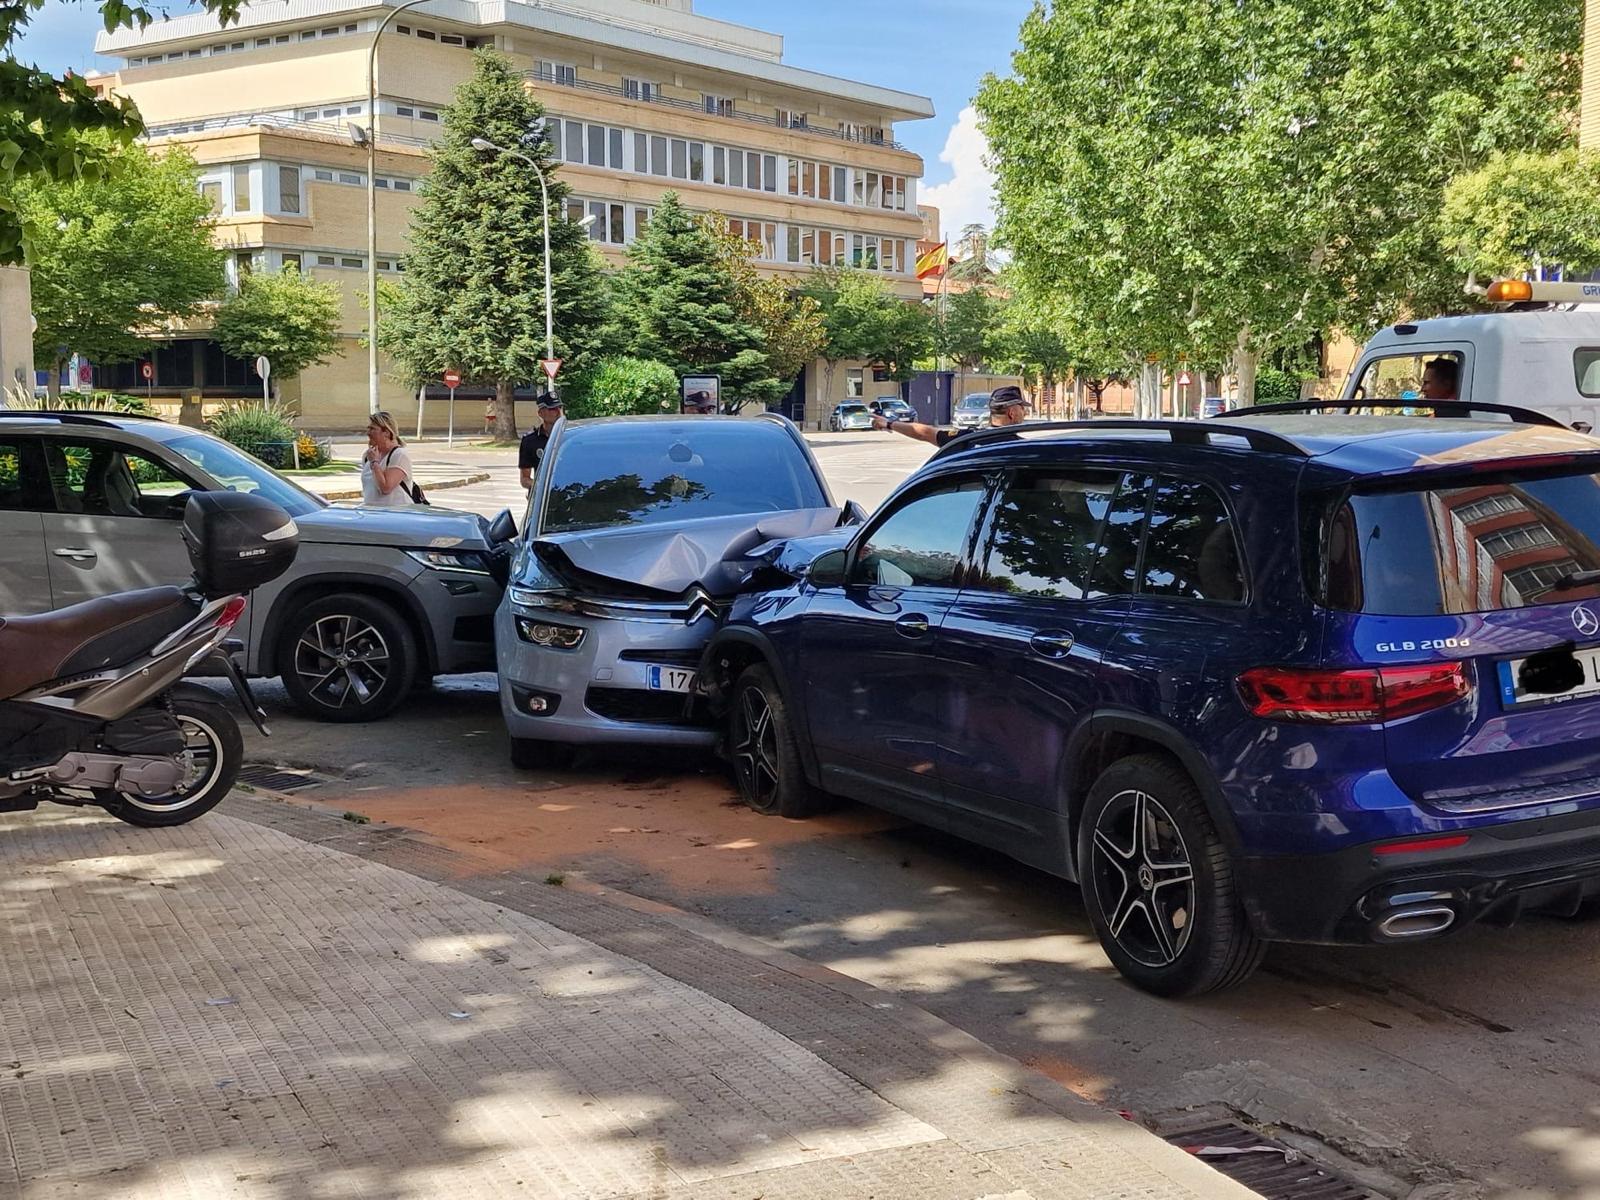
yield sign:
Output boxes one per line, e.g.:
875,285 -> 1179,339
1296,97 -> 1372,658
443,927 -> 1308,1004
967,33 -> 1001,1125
1177,371 -> 1192,386
540,358 -> 563,381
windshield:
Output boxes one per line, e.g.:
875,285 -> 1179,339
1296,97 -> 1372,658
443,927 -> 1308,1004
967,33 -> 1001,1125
1315,467 -> 1600,614
958,394 -> 991,410
541,421 -> 828,535
165,432 -> 326,518
839,404 -> 867,413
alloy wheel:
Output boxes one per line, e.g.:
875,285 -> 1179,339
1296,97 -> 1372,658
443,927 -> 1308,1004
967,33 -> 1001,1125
293,614 -> 392,710
122,713 -> 223,813
1088,787 -> 1197,968
733,686 -> 780,808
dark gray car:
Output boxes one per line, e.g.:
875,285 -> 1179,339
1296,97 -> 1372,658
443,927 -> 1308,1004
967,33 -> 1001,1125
0,411 -> 511,722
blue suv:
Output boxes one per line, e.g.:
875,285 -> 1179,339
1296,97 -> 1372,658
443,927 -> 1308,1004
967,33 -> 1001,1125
700,403 -> 1600,995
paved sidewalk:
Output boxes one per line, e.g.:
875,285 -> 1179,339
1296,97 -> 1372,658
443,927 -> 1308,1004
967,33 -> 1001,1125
291,461 -> 492,502
0,798 -> 1254,1200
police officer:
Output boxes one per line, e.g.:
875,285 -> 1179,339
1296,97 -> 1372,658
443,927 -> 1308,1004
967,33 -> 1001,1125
870,384 -> 1030,448
518,395 -> 563,490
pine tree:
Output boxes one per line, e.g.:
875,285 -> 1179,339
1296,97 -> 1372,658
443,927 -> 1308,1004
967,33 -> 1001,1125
609,192 -> 777,409
378,49 -> 607,438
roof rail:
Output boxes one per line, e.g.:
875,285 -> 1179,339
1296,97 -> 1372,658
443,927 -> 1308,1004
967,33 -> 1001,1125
0,410 -> 156,427
930,419 -> 1310,461
1216,399 -> 1566,429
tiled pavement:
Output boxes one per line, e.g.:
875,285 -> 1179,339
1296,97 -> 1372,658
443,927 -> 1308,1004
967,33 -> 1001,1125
0,796 -> 1255,1199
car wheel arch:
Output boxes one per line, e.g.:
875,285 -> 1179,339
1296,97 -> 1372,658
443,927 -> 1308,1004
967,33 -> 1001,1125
702,629 -> 822,785
262,575 -> 438,677
1062,712 -> 1243,881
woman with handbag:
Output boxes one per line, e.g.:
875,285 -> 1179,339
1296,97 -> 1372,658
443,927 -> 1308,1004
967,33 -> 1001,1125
360,411 -> 418,507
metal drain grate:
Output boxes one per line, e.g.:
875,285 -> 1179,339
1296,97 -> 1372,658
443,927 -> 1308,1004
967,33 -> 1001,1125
1163,1122 -> 1370,1199
237,765 -> 322,794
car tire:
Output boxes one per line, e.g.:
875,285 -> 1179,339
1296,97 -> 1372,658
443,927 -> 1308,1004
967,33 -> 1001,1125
509,737 -> 575,771
278,593 -> 417,723
728,664 -> 826,818
1077,755 -> 1264,997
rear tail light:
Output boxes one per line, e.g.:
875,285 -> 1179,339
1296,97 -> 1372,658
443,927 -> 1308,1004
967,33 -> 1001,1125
1373,834 -> 1470,856
1237,663 -> 1471,724
215,596 -> 248,632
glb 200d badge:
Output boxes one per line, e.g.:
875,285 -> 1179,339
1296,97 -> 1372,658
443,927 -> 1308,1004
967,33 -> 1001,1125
1375,638 -> 1472,653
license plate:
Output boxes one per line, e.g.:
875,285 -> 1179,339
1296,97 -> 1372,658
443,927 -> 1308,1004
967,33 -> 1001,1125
1497,646 -> 1600,708
647,665 -> 696,693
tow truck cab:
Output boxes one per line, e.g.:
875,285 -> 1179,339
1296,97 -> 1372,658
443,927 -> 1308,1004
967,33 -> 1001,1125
1342,280 -> 1600,432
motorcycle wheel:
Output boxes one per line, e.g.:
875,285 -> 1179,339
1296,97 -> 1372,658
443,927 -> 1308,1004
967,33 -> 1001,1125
96,696 -> 243,828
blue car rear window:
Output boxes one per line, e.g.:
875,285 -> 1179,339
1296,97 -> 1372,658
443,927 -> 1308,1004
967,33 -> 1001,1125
541,422 -> 827,534
1325,468 -> 1600,614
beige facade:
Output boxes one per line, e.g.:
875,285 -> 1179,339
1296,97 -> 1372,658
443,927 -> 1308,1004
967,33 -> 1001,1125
89,0 -> 932,431
1586,0 -> 1600,149
0,267 -> 33,399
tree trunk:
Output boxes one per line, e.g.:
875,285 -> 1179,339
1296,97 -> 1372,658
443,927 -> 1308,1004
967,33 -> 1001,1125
493,379 -> 518,441
1136,360 -> 1162,420
1233,333 -> 1258,408
47,358 -> 63,401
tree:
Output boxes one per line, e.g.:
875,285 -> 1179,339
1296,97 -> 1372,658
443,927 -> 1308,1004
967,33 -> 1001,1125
938,286 -> 999,393
378,49 -> 608,439
1,0 -> 244,262
14,139 -> 223,395
214,265 -> 341,399
802,265 -> 932,397
608,193 -> 777,410
1440,149 -> 1600,284
949,223 -> 997,283
566,356 -> 678,419
994,308 -> 1073,412
706,216 -> 824,405
977,0 -> 1581,408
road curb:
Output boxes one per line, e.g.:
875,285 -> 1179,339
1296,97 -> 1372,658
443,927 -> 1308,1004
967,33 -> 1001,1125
307,469 -> 492,501
227,783 -> 1255,1199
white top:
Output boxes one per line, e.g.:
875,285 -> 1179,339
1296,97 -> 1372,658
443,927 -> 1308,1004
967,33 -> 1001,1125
360,446 -> 415,507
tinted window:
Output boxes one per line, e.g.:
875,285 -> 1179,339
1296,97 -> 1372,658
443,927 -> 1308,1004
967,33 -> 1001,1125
1088,474 -> 1149,597
1141,477 -> 1246,602
976,469 -> 1120,598
541,421 -> 827,535
851,479 -> 985,588
0,439 -> 49,512
1322,469 -> 1600,614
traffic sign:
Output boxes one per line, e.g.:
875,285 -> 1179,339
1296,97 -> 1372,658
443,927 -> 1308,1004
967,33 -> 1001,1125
140,362 -> 153,381
540,358 -> 562,381
77,363 -> 92,385
254,355 -> 271,380
1177,371 -> 1192,387
443,368 -> 462,389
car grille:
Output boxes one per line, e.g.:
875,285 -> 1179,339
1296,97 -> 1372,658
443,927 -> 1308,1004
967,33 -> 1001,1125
617,648 -> 703,667
585,686 -> 711,727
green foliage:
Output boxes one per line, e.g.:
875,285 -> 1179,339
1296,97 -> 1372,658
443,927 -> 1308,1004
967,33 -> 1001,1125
15,140 -> 224,380
977,0 -> 1582,384
1253,366 -> 1306,405
608,193 -> 778,408
802,266 -> 933,391
937,287 -> 999,371
215,265 -> 342,390
377,49 -> 609,438
207,400 -> 298,468
565,356 -> 678,419
1440,149 -> 1600,282
993,308 -> 1074,389
706,216 -> 825,392
3,389 -> 154,415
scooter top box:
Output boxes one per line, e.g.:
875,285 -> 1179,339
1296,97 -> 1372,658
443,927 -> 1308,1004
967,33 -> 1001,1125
181,491 -> 299,599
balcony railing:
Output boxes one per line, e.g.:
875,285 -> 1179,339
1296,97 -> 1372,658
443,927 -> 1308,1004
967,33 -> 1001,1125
525,70 -> 909,153
142,110 -> 434,148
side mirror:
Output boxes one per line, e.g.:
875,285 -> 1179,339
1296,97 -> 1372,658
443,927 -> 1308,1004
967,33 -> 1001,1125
487,507 -> 518,543
807,548 -> 847,588
839,500 -> 869,527
164,489 -> 197,518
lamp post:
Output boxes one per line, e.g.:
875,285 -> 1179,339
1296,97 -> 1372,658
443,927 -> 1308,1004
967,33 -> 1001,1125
361,0 -> 433,416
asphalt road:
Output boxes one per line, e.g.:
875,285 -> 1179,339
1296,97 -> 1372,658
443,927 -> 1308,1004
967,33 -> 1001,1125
252,432 -> 1599,1200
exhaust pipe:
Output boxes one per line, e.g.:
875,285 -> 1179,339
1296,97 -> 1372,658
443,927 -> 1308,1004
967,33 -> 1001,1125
1376,906 -> 1456,940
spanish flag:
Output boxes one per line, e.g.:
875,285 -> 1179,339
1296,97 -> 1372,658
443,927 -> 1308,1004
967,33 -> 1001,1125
915,242 -> 949,280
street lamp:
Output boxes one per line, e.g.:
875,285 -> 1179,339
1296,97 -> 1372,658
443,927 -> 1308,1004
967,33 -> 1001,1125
362,0 -> 433,416
470,135 -> 577,400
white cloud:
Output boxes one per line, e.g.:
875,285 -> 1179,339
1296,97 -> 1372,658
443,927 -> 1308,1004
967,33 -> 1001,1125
918,106 -> 996,241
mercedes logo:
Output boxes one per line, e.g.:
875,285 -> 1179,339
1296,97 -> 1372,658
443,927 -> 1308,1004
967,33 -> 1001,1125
1574,605 -> 1600,638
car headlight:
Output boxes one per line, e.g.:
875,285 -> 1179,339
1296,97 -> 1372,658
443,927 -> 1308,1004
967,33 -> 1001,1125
407,548 -> 492,574
513,617 -> 585,649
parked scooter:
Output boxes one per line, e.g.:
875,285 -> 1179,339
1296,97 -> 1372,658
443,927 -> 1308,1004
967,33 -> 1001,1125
0,491 -> 298,827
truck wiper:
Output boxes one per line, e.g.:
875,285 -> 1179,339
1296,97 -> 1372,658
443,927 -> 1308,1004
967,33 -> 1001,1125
1553,569 -> 1600,590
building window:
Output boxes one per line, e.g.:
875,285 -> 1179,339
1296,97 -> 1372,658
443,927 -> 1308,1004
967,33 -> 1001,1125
440,33 -> 465,45
341,256 -> 364,269
396,24 -> 411,34
763,154 -> 776,192
565,198 -> 585,225
587,123 -> 605,166
536,60 -> 576,86
374,178 -> 389,189
316,255 -> 336,266
281,253 -> 302,272
609,202 -> 625,244
688,141 -> 704,182
419,110 -> 440,121
321,108 -> 340,118
234,251 -> 254,279
392,180 -> 412,192
846,369 -> 864,398
338,172 -> 362,185
634,206 -> 650,241
776,108 -> 807,129
320,26 -> 339,36
565,120 -> 583,164
415,28 -> 435,40
1481,523 -> 1559,558
231,163 -> 252,212
376,259 -> 393,271
395,105 -> 415,117
703,94 -> 735,117
300,30 -> 316,41
210,43 -> 228,54
274,33 -> 290,44
346,105 -> 363,115
344,23 -> 357,33
200,180 -> 222,213
670,139 -> 687,179
313,169 -> 334,182
623,78 -> 657,102
650,135 -> 668,177
278,165 -> 301,214
729,148 -> 744,188
255,37 -> 271,47
608,127 -> 623,169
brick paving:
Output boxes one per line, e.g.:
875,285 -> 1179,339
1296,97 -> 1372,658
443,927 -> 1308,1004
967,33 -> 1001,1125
0,798 -> 1254,1199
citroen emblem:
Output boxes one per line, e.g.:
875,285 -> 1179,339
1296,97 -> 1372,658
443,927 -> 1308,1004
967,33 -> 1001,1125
1575,605 -> 1600,638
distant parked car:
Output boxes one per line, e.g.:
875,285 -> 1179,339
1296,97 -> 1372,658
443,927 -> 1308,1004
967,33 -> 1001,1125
1199,396 -> 1229,418
953,392 -> 992,430
870,398 -> 915,422
828,402 -> 873,431
496,414 -> 859,768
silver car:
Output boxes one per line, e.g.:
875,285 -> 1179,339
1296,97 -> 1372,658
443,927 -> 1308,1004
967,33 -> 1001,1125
497,414 -> 852,768
828,402 -> 874,431
953,392 -> 992,429
0,411 -> 511,722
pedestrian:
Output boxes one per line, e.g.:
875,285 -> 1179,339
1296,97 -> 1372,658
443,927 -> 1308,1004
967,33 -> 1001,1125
484,398 -> 498,434
360,411 -> 416,507
519,394 -> 563,490
871,384 -> 1031,448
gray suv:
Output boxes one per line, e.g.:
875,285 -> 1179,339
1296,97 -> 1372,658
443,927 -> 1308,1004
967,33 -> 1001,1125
0,411 -> 510,722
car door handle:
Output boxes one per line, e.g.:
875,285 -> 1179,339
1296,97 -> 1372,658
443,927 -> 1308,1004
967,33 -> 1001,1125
1030,631 -> 1076,659
52,547 -> 97,562
895,614 -> 931,638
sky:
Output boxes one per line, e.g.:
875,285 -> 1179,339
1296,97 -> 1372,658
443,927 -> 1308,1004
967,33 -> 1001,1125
12,0 -> 1032,239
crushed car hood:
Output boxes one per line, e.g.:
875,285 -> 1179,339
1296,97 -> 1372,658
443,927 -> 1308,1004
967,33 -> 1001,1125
530,508 -> 847,596
295,504 -> 493,549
